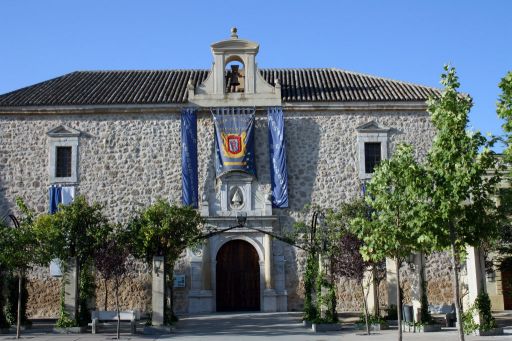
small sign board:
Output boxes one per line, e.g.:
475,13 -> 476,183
173,274 -> 185,288
50,259 -> 63,277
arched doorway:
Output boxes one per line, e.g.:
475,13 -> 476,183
216,239 -> 260,311
501,258 -> 512,310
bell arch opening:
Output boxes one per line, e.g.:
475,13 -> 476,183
225,58 -> 245,93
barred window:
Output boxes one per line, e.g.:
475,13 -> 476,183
364,142 -> 381,174
55,146 -> 72,178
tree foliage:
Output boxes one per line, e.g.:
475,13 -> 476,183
127,199 -> 203,322
425,65 -> 501,341
352,144 -> 432,262
426,66 -> 501,253
94,233 -> 132,287
94,229 -> 132,340
331,233 -> 368,283
32,195 -> 110,326
0,199 -> 43,337
32,195 -> 109,266
351,143 -> 431,341
291,205 -> 333,322
0,199 -> 40,271
494,71 -> 512,259
128,199 -> 204,264
498,71 -> 512,162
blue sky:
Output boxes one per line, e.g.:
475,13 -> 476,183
1,0 -> 510,148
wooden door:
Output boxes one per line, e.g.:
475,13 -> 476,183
216,240 -> 260,311
502,259 -> 512,310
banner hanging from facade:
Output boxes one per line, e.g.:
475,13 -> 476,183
181,108 -> 199,208
212,107 -> 256,177
268,107 -> 289,208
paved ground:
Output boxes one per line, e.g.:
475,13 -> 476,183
1,312 -> 511,340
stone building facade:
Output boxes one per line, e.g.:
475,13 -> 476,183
0,29 -> 474,318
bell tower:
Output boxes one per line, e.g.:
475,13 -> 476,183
188,28 -> 281,106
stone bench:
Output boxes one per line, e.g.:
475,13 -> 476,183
429,304 -> 456,327
89,310 -> 137,334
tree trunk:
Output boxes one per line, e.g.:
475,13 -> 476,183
16,272 -> 22,339
104,278 -> 108,311
329,258 -> 337,321
115,277 -> 120,340
169,274 -> 174,323
396,258 -> 402,341
450,226 -> 465,341
75,259 -> 80,322
360,282 -> 370,335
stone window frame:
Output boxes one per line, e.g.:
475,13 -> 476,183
47,125 -> 80,184
356,121 -> 390,180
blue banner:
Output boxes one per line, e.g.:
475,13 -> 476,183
49,186 -> 62,214
213,108 -> 256,177
268,107 -> 289,208
181,108 -> 198,208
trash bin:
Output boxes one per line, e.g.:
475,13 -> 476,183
403,304 -> 413,323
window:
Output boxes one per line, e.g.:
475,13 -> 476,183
47,125 -> 80,184
56,146 -> 72,177
357,121 -> 389,179
364,142 -> 381,174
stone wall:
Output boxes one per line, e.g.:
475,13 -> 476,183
0,108 -> 448,317
25,266 -> 61,318
426,251 -> 454,305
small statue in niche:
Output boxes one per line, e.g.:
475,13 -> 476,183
230,187 -> 244,209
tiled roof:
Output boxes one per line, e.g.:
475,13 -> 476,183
0,69 -> 439,107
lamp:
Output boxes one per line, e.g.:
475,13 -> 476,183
236,211 -> 247,227
154,258 -> 163,277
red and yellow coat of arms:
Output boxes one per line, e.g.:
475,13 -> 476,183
221,132 -> 247,158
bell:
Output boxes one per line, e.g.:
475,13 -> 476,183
230,65 -> 240,87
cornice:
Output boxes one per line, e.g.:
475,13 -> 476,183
0,100 -> 428,115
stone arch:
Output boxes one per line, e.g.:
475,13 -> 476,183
212,234 -> 264,262
225,54 -> 245,65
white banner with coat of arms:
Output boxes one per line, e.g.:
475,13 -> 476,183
212,107 -> 256,177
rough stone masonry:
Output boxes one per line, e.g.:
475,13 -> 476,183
0,109 -> 455,317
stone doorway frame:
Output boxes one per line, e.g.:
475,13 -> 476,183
212,235 -> 265,312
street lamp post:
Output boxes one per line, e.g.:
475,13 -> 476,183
4,214 -> 22,339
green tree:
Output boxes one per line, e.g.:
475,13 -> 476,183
0,222 -> 11,329
326,199 -> 374,334
94,227 -> 132,340
425,65 -> 501,341
32,195 -> 109,326
290,205 -> 324,322
497,71 -> 512,161
351,143 -> 432,341
127,199 -> 203,323
495,71 -> 512,258
0,199 -> 42,338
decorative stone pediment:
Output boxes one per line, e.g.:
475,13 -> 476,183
47,125 -> 81,137
210,38 -> 259,52
188,28 -> 281,107
356,121 -> 390,133
357,121 -> 390,180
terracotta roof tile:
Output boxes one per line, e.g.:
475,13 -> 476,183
0,68 -> 439,107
